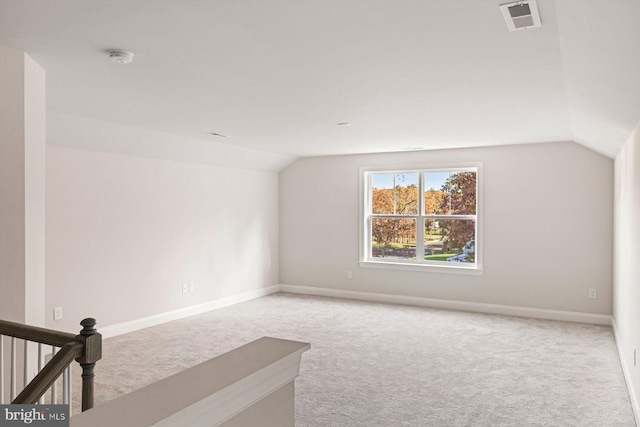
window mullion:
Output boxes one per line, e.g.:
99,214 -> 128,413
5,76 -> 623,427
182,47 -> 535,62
424,214 -> 477,221
416,173 -> 425,263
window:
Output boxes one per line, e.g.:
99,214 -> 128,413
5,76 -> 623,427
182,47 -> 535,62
360,165 -> 481,273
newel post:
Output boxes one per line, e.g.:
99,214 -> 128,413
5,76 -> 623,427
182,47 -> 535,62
75,318 -> 102,411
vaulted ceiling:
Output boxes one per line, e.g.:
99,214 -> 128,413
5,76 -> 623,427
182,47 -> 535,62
1,0 -> 639,159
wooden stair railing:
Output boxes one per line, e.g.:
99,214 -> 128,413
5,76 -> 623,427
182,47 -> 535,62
0,318 -> 102,412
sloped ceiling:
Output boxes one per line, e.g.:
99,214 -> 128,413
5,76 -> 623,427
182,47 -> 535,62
0,0 -> 638,159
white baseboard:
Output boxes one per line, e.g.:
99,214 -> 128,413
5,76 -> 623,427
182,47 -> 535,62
100,285 -> 280,339
612,319 -> 640,426
278,284 -> 612,326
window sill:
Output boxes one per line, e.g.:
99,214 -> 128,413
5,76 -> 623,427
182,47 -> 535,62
359,260 -> 484,275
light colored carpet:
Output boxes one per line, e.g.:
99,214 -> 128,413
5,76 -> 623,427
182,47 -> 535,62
86,293 -> 634,426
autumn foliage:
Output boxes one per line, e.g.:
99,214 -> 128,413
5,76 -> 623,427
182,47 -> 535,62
371,172 -> 476,261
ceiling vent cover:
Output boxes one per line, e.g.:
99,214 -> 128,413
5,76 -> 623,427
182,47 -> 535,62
499,0 -> 541,31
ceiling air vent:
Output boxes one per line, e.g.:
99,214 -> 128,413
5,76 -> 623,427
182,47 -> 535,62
499,0 -> 541,31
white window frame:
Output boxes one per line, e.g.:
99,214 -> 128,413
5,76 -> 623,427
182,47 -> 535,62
359,163 -> 483,275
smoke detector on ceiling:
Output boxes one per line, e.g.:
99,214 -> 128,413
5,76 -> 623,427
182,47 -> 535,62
499,0 -> 541,31
107,49 -> 134,64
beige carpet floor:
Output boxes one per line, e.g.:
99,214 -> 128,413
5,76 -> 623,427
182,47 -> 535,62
85,293 -> 634,426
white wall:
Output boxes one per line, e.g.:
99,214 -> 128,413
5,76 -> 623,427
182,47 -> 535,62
0,45 -> 46,326
23,52 -> 46,327
280,142 -> 613,315
613,122 -> 640,419
0,44 -> 46,396
46,144 -> 280,332
0,44 -> 28,323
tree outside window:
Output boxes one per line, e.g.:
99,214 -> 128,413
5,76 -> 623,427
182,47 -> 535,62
367,168 -> 478,267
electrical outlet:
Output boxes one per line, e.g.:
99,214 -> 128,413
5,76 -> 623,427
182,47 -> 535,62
347,271 -> 353,280
182,283 -> 189,294
53,307 -> 63,321
588,289 -> 597,299
189,282 -> 195,292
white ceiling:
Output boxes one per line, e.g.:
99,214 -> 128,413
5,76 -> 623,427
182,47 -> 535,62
1,0 -> 639,159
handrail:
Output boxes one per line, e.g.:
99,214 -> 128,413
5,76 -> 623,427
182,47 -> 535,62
13,342 -> 83,404
0,320 -> 77,347
0,318 -> 102,412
